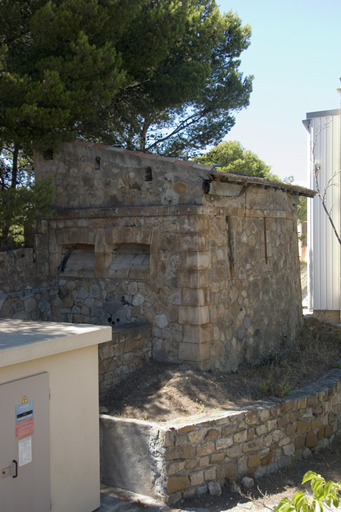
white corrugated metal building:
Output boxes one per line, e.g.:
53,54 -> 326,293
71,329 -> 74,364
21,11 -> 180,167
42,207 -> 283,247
303,109 -> 341,322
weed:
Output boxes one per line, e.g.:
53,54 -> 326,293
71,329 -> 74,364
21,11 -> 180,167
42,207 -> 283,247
258,366 -> 292,399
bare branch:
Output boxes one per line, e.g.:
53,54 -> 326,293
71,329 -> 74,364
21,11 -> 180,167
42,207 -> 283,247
145,109 -> 208,151
311,117 -> 341,246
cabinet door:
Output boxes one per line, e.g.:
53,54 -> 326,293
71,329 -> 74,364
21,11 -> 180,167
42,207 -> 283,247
0,372 -> 50,512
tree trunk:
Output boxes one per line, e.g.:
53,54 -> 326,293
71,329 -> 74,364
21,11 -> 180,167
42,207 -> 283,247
1,144 -> 20,248
11,144 -> 19,188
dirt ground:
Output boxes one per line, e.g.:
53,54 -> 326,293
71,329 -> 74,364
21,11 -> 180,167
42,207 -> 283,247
100,317 -> 341,510
101,317 -> 341,423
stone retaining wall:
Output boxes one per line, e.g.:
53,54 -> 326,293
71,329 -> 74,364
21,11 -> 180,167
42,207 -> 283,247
99,323 -> 151,397
100,367 -> 341,505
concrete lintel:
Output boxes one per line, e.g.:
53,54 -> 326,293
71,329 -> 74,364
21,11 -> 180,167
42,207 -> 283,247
209,182 -> 243,197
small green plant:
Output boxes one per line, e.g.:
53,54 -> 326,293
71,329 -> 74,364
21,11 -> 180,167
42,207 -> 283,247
274,471 -> 341,512
258,368 -> 291,399
333,362 -> 341,369
259,381 -> 269,395
200,403 -> 206,413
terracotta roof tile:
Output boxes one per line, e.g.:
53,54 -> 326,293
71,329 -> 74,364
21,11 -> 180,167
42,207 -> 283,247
209,171 -> 315,197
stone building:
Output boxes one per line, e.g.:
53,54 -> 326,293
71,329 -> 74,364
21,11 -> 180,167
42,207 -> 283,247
3,140 -> 313,372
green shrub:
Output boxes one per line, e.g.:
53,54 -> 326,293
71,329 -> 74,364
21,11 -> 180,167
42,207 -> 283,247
274,471 -> 341,512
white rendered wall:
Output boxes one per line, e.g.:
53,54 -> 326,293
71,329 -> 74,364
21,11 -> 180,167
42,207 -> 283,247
306,110 -> 341,313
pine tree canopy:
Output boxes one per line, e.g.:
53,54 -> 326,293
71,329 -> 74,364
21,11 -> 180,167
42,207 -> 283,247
0,0 -> 253,155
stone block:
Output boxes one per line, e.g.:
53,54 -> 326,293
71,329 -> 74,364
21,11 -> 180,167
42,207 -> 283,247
243,438 -> 263,453
185,459 -> 199,471
199,456 -> 210,467
167,461 -> 186,475
204,430 -> 220,442
179,342 -> 210,363
226,445 -> 242,459
210,453 -> 225,463
178,425 -> 194,434
175,234 -> 199,252
167,476 -> 189,494
234,430 -> 247,443
255,424 -> 268,436
289,411 -> 300,423
297,397 -> 307,409
188,430 -> 206,444
297,421 -> 310,435
177,269 -> 209,288
279,401 -> 295,414
261,450 -> 273,466
324,425 -> 335,438
190,471 -> 204,487
242,477 -> 255,489
305,432 -> 318,448
182,288 -> 210,306
245,411 -> 259,425
248,454 -> 261,468
278,414 -> 289,428
208,481 -> 221,496
196,444 -> 215,457
283,444 -> 295,456
175,435 -> 189,447
285,423 -> 296,436
185,253 -> 212,270
278,436 -> 291,447
216,437 -> 233,451
217,462 -> 238,483
196,483 -> 208,496
183,324 -> 213,343
179,306 -> 210,325
165,445 -> 195,460
307,395 -> 319,407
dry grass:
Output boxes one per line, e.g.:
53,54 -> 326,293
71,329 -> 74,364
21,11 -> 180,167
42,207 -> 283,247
101,317 -> 341,422
255,316 -> 341,399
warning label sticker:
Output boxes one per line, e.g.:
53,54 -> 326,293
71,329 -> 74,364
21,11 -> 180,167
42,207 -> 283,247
18,436 -> 32,467
15,401 -> 34,440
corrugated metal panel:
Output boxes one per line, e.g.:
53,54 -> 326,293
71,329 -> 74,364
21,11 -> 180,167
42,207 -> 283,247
307,111 -> 341,310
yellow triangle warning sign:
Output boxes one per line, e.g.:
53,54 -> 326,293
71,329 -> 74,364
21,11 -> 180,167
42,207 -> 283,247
22,396 -> 28,403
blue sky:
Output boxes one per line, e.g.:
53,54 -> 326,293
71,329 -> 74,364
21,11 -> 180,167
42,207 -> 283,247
218,0 -> 341,185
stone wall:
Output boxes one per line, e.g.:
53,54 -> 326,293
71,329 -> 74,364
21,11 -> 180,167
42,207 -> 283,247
0,245 -> 151,396
0,248 -> 36,292
99,323 -> 151,397
0,141 -> 313,373
100,367 -> 341,505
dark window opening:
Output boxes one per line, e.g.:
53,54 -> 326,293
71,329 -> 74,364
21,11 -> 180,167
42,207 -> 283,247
95,156 -> 101,170
43,149 -> 54,160
145,167 -> 153,181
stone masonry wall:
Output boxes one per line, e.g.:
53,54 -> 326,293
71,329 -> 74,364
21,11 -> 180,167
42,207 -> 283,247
201,187 -> 302,371
1,141 -> 307,373
100,367 -> 341,505
0,247 -> 152,397
99,323 -> 151,397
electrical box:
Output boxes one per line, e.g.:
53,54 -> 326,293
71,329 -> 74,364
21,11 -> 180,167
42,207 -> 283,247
0,372 -> 50,512
0,319 -> 112,512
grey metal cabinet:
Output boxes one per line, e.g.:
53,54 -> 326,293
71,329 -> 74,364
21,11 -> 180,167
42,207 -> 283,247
0,372 -> 50,512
